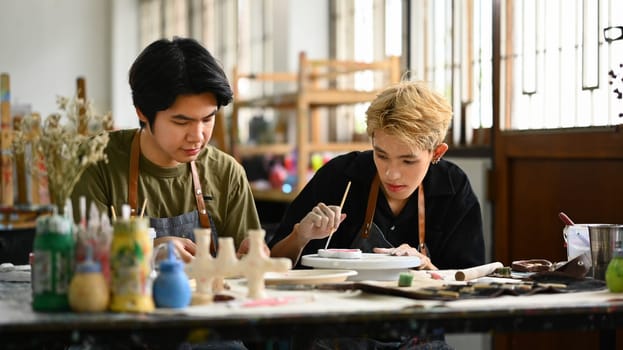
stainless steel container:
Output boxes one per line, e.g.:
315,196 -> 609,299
587,224 -> 623,280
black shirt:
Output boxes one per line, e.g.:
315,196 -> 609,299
269,150 -> 485,270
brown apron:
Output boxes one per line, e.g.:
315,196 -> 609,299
351,174 -> 428,256
128,130 -> 218,254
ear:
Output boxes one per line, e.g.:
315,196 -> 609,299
136,107 -> 148,123
433,143 -> 449,160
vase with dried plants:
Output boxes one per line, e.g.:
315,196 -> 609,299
13,95 -> 111,215
12,95 -> 111,311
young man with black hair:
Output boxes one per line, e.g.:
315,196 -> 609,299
72,37 -> 261,262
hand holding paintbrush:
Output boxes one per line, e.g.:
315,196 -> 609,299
270,182 -> 352,265
295,181 -> 352,244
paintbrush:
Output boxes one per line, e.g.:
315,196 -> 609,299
324,181 -> 351,249
139,198 -> 148,218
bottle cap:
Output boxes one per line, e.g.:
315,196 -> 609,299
158,241 -> 183,272
76,245 -> 102,273
36,213 -> 72,235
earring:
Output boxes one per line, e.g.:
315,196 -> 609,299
431,158 -> 440,165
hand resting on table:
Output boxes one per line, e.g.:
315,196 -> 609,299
374,243 -> 438,270
154,235 -> 271,263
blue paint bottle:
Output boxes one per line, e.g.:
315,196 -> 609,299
153,241 -> 192,308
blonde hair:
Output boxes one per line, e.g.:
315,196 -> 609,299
365,80 -> 452,151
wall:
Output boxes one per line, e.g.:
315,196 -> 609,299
0,0 -> 139,129
0,0 -> 111,120
444,157 -> 492,350
446,157 -> 493,263
110,0 -> 140,128
273,0 -> 329,72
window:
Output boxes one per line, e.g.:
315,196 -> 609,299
331,0 -> 402,139
409,0 -> 623,145
498,0 -> 623,130
409,0 -> 492,145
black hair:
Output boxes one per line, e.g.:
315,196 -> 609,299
129,37 -> 233,129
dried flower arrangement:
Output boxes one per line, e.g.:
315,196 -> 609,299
12,96 -> 112,213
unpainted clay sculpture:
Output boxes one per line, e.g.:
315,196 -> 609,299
239,229 -> 292,299
186,228 -> 292,301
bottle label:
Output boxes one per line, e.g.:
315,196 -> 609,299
112,267 -> 147,294
55,251 -> 70,293
109,217 -> 154,312
33,250 -> 72,294
33,251 -> 52,293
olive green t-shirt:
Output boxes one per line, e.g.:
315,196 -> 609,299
71,129 -> 260,247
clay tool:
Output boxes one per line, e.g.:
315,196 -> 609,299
455,261 -> 504,281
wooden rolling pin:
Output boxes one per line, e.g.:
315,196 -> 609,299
455,262 -> 504,281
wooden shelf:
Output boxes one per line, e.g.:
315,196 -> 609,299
250,188 -> 297,203
236,142 -> 370,157
308,142 -> 371,153
231,52 -> 400,201
237,144 -> 295,156
235,89 -> 379,108
0,205 -> 53,230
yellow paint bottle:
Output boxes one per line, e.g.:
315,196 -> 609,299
109,205 -> 154,313
69,245 -> 109,312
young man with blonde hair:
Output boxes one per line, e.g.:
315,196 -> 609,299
271,80 -> 484,271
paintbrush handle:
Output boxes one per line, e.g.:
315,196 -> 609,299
324,181 -> 351,249
558,212 -> 575,225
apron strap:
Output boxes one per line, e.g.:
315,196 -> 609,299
129,130 -> 217,253
360,173 -> 428,256
190,160 -> 217,253
129,130 -> 140,215
361,174 -> 380,238
417,184 -> 428,257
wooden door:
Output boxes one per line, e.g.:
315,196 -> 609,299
491,128 -> 623,349
490,1 -> 623,347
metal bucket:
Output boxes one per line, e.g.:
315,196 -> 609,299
587,224 -> 623,280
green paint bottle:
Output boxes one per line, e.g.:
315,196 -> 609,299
31,214 -> 75,311
606,230 -> 623,293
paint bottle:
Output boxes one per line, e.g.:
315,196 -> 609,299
153,241 -> 191,308
32,213 -> 75,311
68,245 -> 109,312
606,234 -> 623,292
109,205 -> 154,313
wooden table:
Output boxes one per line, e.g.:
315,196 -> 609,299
1,272 -> 622,349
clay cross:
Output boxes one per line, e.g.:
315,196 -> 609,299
186,228 -> 292,300
210,237 -> 240,293
238,229 -> 292,299
185,228 -> 218,296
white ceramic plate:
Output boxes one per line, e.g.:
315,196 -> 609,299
264,269 -> 358,285
301,253 -> 422,281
